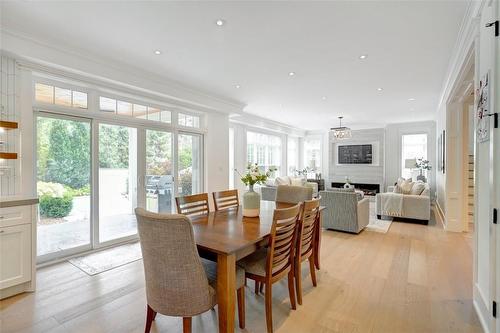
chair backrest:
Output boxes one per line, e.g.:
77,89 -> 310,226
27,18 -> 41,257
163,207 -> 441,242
297,198 -> 321,259
134,208 -> 212,316
276,185 -> 313,207
266,204 -> 301,278
175,193 -> 209,216
212,189 -> 239,211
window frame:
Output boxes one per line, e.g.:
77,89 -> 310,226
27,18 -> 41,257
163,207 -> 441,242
400,132 -> 428,179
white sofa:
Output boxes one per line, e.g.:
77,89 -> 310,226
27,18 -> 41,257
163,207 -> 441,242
260,176 -> 318,201
375,182 -> 430,223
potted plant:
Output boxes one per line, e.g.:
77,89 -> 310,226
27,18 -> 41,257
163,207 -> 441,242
237,163 -> 276,217
415,158 -> 432,182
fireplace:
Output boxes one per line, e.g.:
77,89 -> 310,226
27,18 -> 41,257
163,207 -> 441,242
330,182 -> 380,196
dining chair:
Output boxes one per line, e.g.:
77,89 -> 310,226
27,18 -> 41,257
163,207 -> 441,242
175,193 -> 210,216
237,204 -> 301,333
275,185 -> 313,208
135,208 -> 246,333
294,198 -> 321,305
212,189 -> 239,211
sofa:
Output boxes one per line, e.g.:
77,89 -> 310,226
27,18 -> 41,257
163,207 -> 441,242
375,180 -> 430,223
319,188 -> 370,234
260,176 -> 319,201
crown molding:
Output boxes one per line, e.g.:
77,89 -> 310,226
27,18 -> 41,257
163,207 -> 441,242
1,28 -> 246,115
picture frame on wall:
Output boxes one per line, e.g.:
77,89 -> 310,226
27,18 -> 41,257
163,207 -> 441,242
438,130 -> 445,174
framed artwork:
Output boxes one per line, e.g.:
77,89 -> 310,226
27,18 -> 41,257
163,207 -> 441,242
476,72 -> 490,143
438,130 -> 445,174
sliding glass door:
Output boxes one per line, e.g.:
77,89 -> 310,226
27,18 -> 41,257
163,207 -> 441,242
145,129 -> 173,213
98,124 -> 138,243
36,114 -> 204,261
36,114 -> 92,259
178,132 -> 202,196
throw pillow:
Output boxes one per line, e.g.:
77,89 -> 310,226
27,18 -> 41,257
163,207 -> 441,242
275,176 -> 290,186
393,185 -> 403,194
291,178 -> 306,186
410,182 -> 426,195
400,179 -> 414,194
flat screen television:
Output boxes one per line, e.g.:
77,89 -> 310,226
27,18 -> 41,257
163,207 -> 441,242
338,144 -> 373,164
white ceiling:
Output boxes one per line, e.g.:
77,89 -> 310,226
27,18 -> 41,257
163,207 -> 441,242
1,1 -> 467,130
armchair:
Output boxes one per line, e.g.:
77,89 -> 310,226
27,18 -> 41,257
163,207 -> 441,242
319,188 -> 369,233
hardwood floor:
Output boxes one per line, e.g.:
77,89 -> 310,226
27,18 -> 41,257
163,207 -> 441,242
0,210 -> 482,333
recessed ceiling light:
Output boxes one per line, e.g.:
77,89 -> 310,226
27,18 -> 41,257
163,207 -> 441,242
359,54 -> 368,59
322,96 -> 327,100
408,98 -> 416,101
215,19 -> 225,26
235,84 -> 241,89
288,72 -> 296,76
154,50 -> 161,55
377,87 -> 383,91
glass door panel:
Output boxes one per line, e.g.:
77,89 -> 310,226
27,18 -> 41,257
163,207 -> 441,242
98,124 -> 138,242
36,115 -> 91,257
178,133 -> 202,195
145,130 -> 173,213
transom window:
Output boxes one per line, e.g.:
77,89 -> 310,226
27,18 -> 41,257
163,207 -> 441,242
35,83 -> 88,109
99,96 -> 171,123
178,113 -> 200,128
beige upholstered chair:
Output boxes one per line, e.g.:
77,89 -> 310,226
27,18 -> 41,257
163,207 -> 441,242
135,208 -> 246,333
237,204 -> 301,333
275,185 -> 313,208
212,189 -> 239,211
295,198 -> 321,305
175,193 -> 210,216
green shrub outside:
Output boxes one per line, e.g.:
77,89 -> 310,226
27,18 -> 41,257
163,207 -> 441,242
39,193 -> 74,218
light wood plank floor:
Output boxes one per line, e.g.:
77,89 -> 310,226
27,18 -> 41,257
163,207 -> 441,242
0,211 -> 482,333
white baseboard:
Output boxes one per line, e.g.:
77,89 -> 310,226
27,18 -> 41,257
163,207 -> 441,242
473,284 -> 490,333
433,202 -> 446,228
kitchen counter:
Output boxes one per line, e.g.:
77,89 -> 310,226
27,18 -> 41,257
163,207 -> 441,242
0,196 -> 39,208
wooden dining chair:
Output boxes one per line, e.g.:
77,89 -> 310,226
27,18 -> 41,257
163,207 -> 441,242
212,189 -> 239,211
275,185 -> 313,209
294,198 -> 321,305
237,204 -> 301,333
175,193 -> 209,216
135,208 -> 246,333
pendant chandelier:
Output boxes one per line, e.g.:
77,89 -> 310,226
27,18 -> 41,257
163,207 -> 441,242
330,116 -> 352,140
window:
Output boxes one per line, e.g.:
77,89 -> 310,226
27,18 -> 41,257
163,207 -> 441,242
401,133 -> 427,179
304,138 -> 321,175
99,97 -> 172,123
247,131 -> 281,176
178,113 -> 200,128
287,137 -> 299,176
35,83 -> 88,109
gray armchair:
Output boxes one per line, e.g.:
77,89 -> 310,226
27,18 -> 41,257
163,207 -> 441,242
319,189 -> 370,233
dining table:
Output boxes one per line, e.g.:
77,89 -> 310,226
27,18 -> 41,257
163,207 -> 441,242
188,201 -> 324,333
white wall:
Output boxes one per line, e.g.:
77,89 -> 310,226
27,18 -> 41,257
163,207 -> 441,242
434,1 -> 498,331
205,112 -> 230,201
327,128 -> 385,190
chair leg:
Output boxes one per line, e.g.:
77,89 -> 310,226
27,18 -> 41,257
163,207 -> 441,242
287,271 -> 297,310
295,260 -> 302,305
309,256 -> 317,287
260,281 -> 264,293
255,280 -> 260,295
145,305 -> 156,333
237,287 -> 246,329
183,317 -> 192,333
265,283 -> 273,333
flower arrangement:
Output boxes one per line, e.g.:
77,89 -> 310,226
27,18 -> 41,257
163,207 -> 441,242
237,163 -> 277,186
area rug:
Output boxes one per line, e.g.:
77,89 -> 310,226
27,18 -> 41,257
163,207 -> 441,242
365,202 -> 393,233
68,242 -> 142,275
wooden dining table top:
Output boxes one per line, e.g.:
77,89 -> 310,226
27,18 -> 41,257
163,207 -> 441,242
188,201 -> 325,257
189,201 -> 276,256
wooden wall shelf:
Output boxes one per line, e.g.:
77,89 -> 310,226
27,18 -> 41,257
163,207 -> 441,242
0,121 -> 19,130
0,152 -> 18,159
